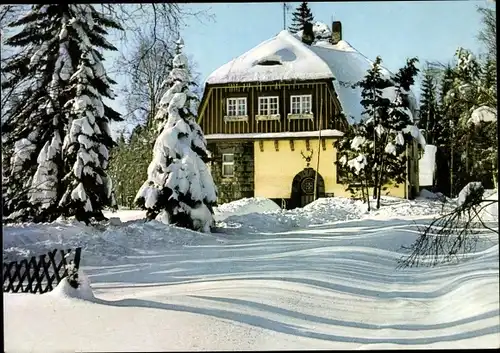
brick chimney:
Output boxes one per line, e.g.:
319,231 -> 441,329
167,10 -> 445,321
301,22 -> 314,45
331,21 -> 342,44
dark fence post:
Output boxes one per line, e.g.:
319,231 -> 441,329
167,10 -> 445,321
74,248 -> 82,269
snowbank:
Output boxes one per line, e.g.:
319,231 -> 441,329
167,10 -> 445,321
214,197 -> 281,221
49,269 -> 95,301
103,209 -> 145,222
458,182 -> 483,207
480,189 -> 498,222
2,194 -> 487,268
3,218 -> 222,266
216,196 -> 452,234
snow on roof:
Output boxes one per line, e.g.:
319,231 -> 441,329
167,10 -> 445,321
206,28 -> 416,124
204,129 -> 344,141
207,30 -> 333,85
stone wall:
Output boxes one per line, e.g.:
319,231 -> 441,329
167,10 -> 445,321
207,141 -> 254,204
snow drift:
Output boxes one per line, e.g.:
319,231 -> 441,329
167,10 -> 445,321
3,196 -> 498,351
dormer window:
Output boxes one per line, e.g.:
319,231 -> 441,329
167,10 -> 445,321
258,59 -> 282,66
255,55 -> 283,67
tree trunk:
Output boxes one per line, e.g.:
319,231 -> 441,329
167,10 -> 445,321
376,163 -> 385,210
362,171 -> 371,212
465,135 -> 470,178
450,140 -> 454,198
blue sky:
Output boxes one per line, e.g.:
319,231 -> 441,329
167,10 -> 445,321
106,0 -> 494,132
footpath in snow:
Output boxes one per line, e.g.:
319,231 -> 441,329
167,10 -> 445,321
3,195 -> 499,351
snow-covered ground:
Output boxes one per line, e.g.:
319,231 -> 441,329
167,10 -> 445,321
3,195 -> 499,351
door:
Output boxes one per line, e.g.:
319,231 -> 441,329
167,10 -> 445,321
290,168 -> 325,208
299,175 -> 316,207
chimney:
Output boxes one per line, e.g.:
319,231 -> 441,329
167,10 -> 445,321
301,21 -> 314,45
331,21 -> 342,45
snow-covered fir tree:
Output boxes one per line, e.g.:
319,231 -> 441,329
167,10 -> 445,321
380,57 -> 423,207
2,5 -> 121,223
444,48 -> 483,191
58,5 -> 123,223
288,2 -> 314,34
2,4 -> 70,222
466,57 -> 497,188
336,56 -> 392,210
336,121 -> 375,209
135,38 -> 217,233
417,66 -> 438,145
336,56 -> 423,210
109,125 -> 156,208
432,47 -> 497,195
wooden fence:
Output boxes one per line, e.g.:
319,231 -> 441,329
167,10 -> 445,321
3,248 -> 82,294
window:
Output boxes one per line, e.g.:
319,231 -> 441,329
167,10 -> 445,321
258,96 -> 279,115
222,154 -> 234,177
290,95 -> 312,114
227,98 -> 247,116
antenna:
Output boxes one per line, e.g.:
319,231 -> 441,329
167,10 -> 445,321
283,3 -> 291,30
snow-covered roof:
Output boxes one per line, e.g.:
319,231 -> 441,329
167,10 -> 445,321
207,30 -> 334,85
206,29 -> 417,124
205,129 -> 344,141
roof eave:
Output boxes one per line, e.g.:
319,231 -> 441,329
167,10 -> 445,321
203,77 -> 334,89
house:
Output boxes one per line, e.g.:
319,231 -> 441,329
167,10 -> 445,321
197,21 -> 421,208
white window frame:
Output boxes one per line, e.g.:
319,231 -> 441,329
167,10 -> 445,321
222,153 -> 234,178
290,94 -> 312,115
226,97 -> 247,117
258,96 -> 279,116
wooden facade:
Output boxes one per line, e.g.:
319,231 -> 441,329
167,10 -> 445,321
198,79 -> 349,135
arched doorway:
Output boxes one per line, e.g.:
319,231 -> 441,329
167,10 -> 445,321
290,168 -> 325,208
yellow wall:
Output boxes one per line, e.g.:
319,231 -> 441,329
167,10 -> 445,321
253,138 -> 408,199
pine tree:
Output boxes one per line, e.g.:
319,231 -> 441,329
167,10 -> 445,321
108,132 -> 129,207
449,48 -> 482,193
417,67 -> 438,145
357,56 -> 394,202
135,38 -> 217,233
56,5 -> 122,224
467,58 -> 497,188
336,56 -> 392,210
336,56 -> 422,209
288,2 -> 314,34
2,5 -> 68,222
2,5 -> 120,223
110,125 -> 156,208
433,48 -> 489,197
2,5 -> 122,223
380,57 -> 421,208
